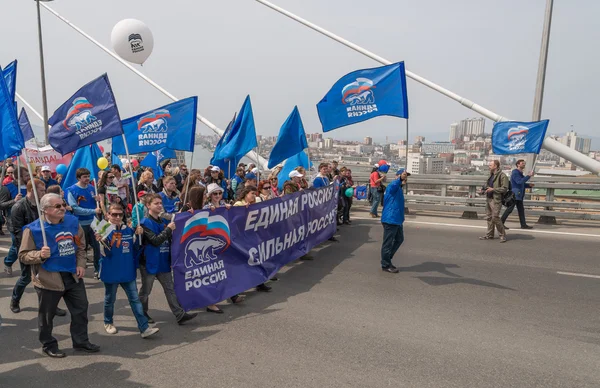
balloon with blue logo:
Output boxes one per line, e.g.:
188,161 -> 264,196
56,164 -> 67,175
345,188 -> 354,198
111,19 -> 154,65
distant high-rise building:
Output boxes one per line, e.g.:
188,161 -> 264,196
364,136 -> 373,145
415,136 -> 426,143
324,138 -> 334,149
407,153 -> 445,175
449,123 -> 460,141
256,135 -> 263,141
421,142 -> 455,154
559,130 -> 592,154
457,117 -> 485,137
397,140 -> 407,145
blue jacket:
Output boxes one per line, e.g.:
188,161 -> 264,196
510,169 -> 531,201
99,225 -> 141,284
381,178 -> 405,226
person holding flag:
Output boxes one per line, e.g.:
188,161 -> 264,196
66,168 -> 103,278
19,193 -> 100,358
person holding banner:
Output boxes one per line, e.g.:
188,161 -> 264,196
97,203 -> 160,339
479,160 -> 509,243
66,168 -> 103,279
139,194 -> 197,325
159,176 -> 181,214
19,193 -> 100,358
312,163 -> 330,189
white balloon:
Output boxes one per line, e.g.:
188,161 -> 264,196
111,19 -> 154,65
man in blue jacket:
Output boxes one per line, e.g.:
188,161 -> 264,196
380,168 -> 410,273
501,159 -> 534,230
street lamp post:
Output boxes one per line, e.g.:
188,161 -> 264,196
36,0 -> 53,144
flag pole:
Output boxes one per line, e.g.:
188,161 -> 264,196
120,134 -> 141,228
22,148 -> 47,246
181,149 -> 195,209
405,119 -> 409,195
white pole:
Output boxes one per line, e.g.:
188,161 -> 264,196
120,134 -> 142,228
253,0 -> 600,175
40,2 -> 268,170
22,148 -> 47,246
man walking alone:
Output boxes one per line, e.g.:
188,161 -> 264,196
380,168 -> 410,273
501,159 -> 534,230
480,160 -> 509,243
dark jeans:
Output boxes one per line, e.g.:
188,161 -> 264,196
370,188 -> 381,216
35,279 -> 90,350
381,223 -> 404,268
138,266 -> 185,321
82,224 -> 100,272
12,260 -> 31,303
501,199 -> 527,227
104,280 -> 149,333
3,233 -> 18,268
342,196 -> 352,222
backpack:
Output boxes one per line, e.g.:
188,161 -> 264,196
501,178 -> 515,207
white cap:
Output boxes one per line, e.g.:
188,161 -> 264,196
289,170 -> 304,179
210,166 -> 221,172
373,163 -> 379,168
41,165 -> 51,172
251,167 -> 258,173
206,183 -> 223,196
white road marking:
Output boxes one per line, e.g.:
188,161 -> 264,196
557,271 -> 600,279
0,246 -> 9,252
352,216 -> 600,238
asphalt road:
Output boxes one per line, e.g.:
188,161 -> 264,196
1,209 -> 599,388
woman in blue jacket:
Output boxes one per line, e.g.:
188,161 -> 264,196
97,203 -> 159,339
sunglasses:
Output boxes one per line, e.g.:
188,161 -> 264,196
212,192 -> 223,196
50,203 -> 67,209
110,212 -> 124,217
107,175 -> 115,179
262,186 -> 271,190
6,171 -> 14,175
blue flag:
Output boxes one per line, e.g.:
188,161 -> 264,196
48,74 -> 123,155
210,113 -> 239,179
268,106 -> 308,169
18,108 -> 35,142
492,120 -> 549,155
156,147 -> 177,162
2,60 -> 17,103
140,151 -> 163,180
212,95 -> 257,161
276,150 -> 312,191
317,62 -> 409,132
112,97 -> 198,155
111,152 -> 123,170
0,67 -> 24,159
60,144 -> 103,189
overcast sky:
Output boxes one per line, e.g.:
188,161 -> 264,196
2,0 -> 599,147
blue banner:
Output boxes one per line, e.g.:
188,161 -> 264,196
2,60 -> 17,104
172,185 -> 338,310
492,120 -> 549,155
139,148 -> 174,179
317,62 -> 409,132
112,97 -> 197,155
18,108 -> 35,142
48,74 -> 123,155
0,66 -> 24,159
268,106 -> 308,169
212,95 -> 257,161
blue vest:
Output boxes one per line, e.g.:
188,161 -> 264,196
42,177 -> 59,188
67,184 -> 96,223
159,191 -> 180,214
99,225 -> 139,284
5,182 -> 25,199
26,214 -> 80,273
141,217 -> 171,274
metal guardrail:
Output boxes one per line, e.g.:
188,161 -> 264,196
349,173 -> 600,222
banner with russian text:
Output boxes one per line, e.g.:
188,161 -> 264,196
172,184 -> 338,311
18,143 -> 73,171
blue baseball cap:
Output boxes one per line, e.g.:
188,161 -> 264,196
396,168 -> 411,176
245,172 -> 257,180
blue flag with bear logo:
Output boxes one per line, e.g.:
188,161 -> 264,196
492,120 -> 549,155
316,62 -> 409,132
48,74 -> 124,155
112,97 -> 197,155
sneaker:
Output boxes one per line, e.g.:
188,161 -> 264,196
521,225 -> 533,230
10,299 -> 20,313
256,283 -> 272,292
4,265 -> 12,277
104,323 -> 118,334
141,327 -> 160,338
500,237 -> 507,243
93,272 -> 99,280
479,236 -> 493,240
